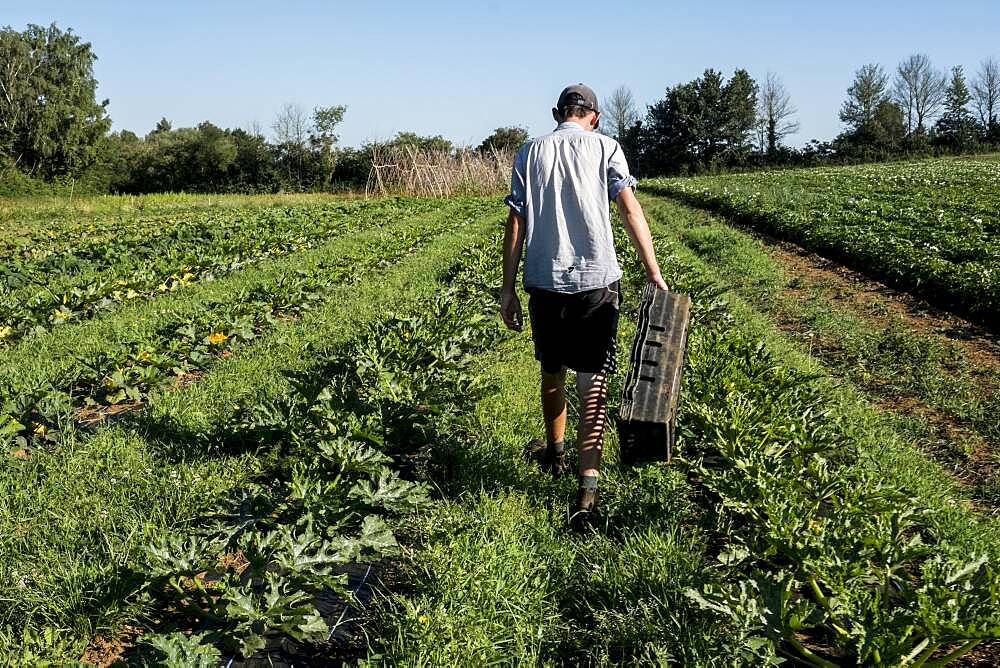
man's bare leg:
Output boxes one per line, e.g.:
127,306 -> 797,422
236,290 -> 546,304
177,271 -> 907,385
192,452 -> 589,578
575,372 -> 609,478
541,368 -> 567,444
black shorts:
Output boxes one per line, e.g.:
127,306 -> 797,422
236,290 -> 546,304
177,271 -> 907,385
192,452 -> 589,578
527,281 -> 621,375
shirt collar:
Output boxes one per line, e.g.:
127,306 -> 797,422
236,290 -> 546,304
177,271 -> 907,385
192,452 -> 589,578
555,121 -> 586,132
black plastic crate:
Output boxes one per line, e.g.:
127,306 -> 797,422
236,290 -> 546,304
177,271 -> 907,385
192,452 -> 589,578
617,284 -> 691,465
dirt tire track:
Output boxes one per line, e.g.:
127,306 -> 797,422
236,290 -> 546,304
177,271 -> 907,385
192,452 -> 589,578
763,235 -> 1000,382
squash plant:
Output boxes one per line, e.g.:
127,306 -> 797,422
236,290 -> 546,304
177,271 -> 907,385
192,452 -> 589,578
135,258 -> 504,661
679,323 -> 1000,665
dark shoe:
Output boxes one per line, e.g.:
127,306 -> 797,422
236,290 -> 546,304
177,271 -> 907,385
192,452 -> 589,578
524,438 -> 568,479
569,485 -> 600,532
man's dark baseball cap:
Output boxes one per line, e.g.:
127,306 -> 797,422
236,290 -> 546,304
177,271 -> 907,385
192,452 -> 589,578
556,83 -> 599,114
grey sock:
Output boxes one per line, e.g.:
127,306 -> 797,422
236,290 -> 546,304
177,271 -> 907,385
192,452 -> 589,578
548,440 -> 564,454
580,475 -> 599,491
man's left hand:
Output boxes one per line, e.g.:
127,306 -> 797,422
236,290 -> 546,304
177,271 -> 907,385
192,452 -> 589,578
500,290 -> 523,331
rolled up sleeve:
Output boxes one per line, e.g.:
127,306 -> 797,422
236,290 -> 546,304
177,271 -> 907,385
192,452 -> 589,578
505,144 -> 529,217
607,142 -> 637,201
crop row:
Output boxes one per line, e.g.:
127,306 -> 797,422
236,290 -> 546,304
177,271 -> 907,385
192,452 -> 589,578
679,327 -> 998,665
0,198 -> 450,346
637,195 -> 1000,506
1,204 -> 501,664
628,210 -> 1000,664
3,197 -> 443,279
135,278 -> 503,662
375,207 -> 1000,665
0,194 -> 407,258
645,158 -> 1000,330
0,200 -> 494,396
0,202 -> 483,452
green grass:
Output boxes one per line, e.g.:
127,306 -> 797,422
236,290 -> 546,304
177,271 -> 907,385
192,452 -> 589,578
640,195 -> 1000,503
0,426 -> 263,652
0,200 -> 500,660
3,190 -> 1000,664
373,198 -> 1000,666
374,322 -> 729,665
370,234 -> 761,665
645,156 -> 1000,329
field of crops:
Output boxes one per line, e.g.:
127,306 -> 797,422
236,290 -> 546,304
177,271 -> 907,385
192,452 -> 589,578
646,157 -> 1000,331
2,191 -> 999,665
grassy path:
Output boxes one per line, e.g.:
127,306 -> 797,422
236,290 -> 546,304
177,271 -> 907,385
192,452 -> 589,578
372,202 -> 1000,665
371,277 -> 723,665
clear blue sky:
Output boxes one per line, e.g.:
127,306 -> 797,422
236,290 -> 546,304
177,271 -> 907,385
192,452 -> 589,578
5,1 -> 999,147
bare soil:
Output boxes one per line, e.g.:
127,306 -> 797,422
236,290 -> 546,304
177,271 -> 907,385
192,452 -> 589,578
955,640 -> 1000,666
766,238 -> 1000,382
73,370 -> 205,432
80,626 -> 141,667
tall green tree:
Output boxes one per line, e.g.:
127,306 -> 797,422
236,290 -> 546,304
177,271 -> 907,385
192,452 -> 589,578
0,23 -> 110,178
618,120 -> 644,175
836,63 -> 914,158
387,132 -> 453,153
835,98 -> 906,159
839,64 -> 890,132
641,69 -> 758,175
227,127 -> 279,192
309,105 -> 347,186
310,105 -> 346,152
934,66 -> 978,152
112,121 -> 263,193
190,122 -> 238,184
151,117 -> 172,135
871,100 -> 907,149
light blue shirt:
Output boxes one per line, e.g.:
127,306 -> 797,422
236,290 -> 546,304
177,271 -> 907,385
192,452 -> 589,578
505,122 -> 637,293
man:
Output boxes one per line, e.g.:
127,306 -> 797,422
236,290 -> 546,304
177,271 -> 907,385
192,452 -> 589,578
500,83 -> 667,525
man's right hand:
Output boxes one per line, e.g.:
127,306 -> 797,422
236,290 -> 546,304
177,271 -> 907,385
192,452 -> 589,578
500,290 -> 523,331
648,272 -> 669,291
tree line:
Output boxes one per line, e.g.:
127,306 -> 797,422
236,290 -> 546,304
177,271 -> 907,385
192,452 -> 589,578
0,24 -> 527,195
610,54 -> 1000,176
2,23 -> 999,194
